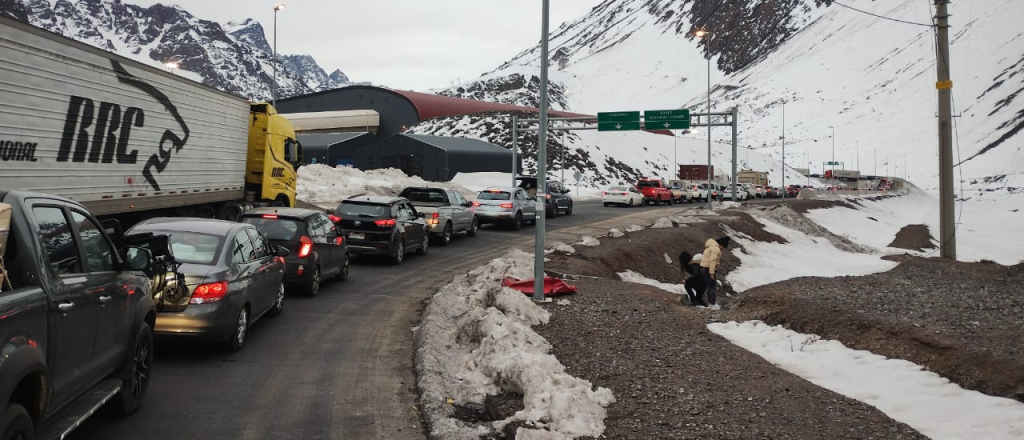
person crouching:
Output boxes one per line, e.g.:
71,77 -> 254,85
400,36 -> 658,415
699,236 -> 731,309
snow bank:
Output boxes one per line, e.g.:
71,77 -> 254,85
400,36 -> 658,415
625,224 -> 645,232
651,217 -> 675,229
450,171 -> 514,192
297,164 -> 476,207
726,213 -> 897,293
576,236 -> 600,246
617,270 -> 684,295
415,250 -> 614,440
709,321 -> 1024,440
608,228 -> 625,238
546,242 -> 577,255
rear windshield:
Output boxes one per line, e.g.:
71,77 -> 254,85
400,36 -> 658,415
636,181 -> 659,188
240,216 -> 306,241
399,188 -> 447,203
607,186 -> 628,191
155,231 -> 223,265
336,202 -> 390,218
477,191 -> 511,200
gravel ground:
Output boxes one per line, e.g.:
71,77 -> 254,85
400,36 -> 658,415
529,201 -> 1022,438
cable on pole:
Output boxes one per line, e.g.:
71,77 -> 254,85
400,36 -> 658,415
832,1 -> 934,27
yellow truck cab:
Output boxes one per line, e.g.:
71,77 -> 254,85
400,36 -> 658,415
247,103 -> 302,207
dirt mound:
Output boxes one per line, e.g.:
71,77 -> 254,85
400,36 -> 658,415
888,224 -> 935,251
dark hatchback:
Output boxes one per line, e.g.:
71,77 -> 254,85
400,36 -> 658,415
332,196 -> 428,265
515,176 -> 574,218
240,207 -> 350,297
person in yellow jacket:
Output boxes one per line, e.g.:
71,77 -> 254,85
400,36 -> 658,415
699,236 -> 731,309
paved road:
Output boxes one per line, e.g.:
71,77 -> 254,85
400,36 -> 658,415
71,200 -> 695,440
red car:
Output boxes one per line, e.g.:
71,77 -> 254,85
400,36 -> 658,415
636,178 -> 674,205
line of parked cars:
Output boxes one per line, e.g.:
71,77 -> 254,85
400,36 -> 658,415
603,179 -> 767,206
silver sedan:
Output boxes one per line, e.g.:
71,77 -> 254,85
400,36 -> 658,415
473,186 -> 537,230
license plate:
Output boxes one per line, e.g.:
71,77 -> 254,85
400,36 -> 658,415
349,232 -> 365,240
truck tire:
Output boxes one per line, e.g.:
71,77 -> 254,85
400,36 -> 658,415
107,322 -> 153,415
1,403 -> 33,440
438,222 -> 453,246
218,203 -> 245,222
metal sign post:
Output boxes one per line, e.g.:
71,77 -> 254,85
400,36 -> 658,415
533,0 -> 550,303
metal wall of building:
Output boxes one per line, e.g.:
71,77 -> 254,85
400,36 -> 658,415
276,88 -> 419,138
353,136 -> 448,181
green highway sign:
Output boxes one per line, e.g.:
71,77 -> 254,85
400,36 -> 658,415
598,111 -> 641,131
644,109 -> 691,129
826,161 -> 841,165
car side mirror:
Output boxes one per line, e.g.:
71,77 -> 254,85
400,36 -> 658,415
417,212 -> 426,218
275,245 -> 290,257
124,247 -> 153,271
464,201 -> 473,207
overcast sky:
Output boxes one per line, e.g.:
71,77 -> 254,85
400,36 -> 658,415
130,1 -> 602,90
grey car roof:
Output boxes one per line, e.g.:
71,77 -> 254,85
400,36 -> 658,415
343,195 -> 405,204
129,217 -> 245,236
244,207 -> 325,218
480,186 -> 522,192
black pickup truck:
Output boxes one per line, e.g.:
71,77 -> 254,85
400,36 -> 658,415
0,191 -> 161,440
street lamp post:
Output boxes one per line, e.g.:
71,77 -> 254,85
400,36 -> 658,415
272,3 -> 286,107
780,99 -> 786,198
695,29 -> 712,210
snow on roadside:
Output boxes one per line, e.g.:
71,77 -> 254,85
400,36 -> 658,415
415,250 -> 615,440
651,217 -> 675,229
726,213 -> 897,293
663,253 -> 672,264
546,242 -> 577,255
709,321 -> 1024,440
617,270 -> 684,295
297,164 -> 476,207
608,228 -> 625,237
576,236 -> 600,246
625,224 -> 645,232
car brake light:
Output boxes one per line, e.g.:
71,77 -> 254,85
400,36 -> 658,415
499,203 -> 514,209
335,236 -> 344,245
298,236 -> 313,258
545,194 -> 551,200
602,191 -> 607,195
328,214 -> 342,223
375,218 -> 397,228
262,214 -> 278,219
429,212 -> 439,226
472,201 -> 481,207
189,281 -> 229,304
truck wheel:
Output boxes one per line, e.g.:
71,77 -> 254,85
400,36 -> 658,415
218,203 -> 245,222
1,403 -> 33,440
223,307 -> 249,352
653,197 -> 661,206
439,222 -> 453,246
466,217 -> 479,237
108,322 -> 153,415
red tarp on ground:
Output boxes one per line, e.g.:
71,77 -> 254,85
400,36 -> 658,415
501,276 -> 579,296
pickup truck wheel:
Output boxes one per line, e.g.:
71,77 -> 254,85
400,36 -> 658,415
439,222 -> 453,246
391,241 -> 405,265
269,282 -> 285,317
653,197 -> 661,206
223,307 -> 249,352
1,403 -> 33,440
106,322 -> 153,416
466,217 -> 479,237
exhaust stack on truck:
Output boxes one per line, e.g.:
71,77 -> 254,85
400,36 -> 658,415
0,15 -> 302,224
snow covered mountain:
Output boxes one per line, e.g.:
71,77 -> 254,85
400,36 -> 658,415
1,0 -> 351,100
421,0 -> 1024,198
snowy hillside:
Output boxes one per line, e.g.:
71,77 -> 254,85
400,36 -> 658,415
1,0 -> 352,100
435,0 -> 1024,195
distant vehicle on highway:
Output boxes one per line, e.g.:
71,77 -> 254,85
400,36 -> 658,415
752,185 -> 765,198
475,187 -> 537,230
241,208 -> 349,297
332,196 -> 429,265
723,185 -> 749,200
398,187 -> 479,245
667,180 -> 694,203
602,185 -> 644,207
516,176 -> 574,218
127,218 -> 287,351
636,178 -> 673,205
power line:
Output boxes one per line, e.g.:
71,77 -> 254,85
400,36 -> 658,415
832,1 -> 934,27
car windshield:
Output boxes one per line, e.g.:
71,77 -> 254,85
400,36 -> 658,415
399,188 -> 447,203
240,216 -> 305,241
336,202 -> 389,218
478,190 -> 511,200
607,186 -> 628,191
148,231 -> 224,265
636,181 -> 659,188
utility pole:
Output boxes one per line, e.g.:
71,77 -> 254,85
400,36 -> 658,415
533,0 -> 551,302
935,0 -> 956,259
781,100 -> 786,198
511,114 -> 518,186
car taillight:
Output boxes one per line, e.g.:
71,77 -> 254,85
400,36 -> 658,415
328,214 -> 342,223
545,194 -> 551,200
262,214 -> 278,219
298,235 -> 313,258
189,281 -> 228,304
603,191 -> 608,195
620,192 -> 627,195
429,212 -> 439,225
499,203 -> 514,209
334,236 -> 344,245
472,201 -> 481,207
375,218 -> 397,228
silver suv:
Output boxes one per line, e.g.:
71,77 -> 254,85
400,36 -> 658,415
474,187 -> 537,230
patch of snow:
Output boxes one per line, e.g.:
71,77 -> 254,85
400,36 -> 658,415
416,249 -> 614,440
545,242 -> 576,255
617,270 -> 683,295
663,253 -> 672,264
709,321 -> 1024,440
726,213 -> 898,293
608,228 -> 625,238
576,236 -> 600,246
556,299 -> 572,306
450,172 -> 515,192
651,217 -> 675,229
297,164 -> 476,207
625,224 -> 645,232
